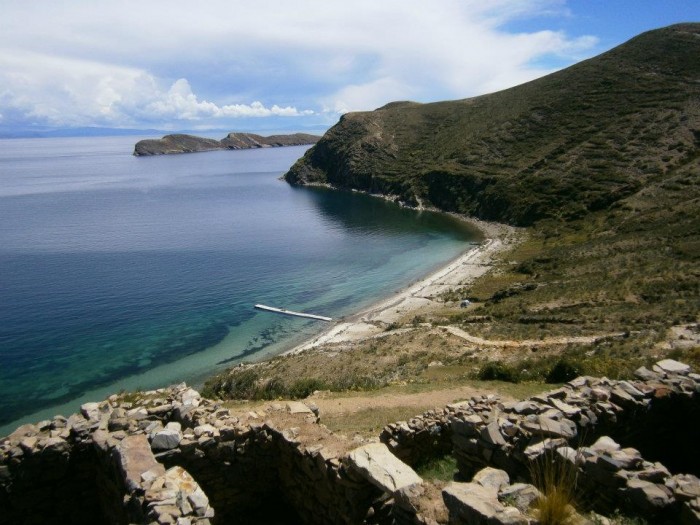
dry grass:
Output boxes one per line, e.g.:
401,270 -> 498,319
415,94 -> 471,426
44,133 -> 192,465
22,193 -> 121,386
529,450 -> 580,525
321,405 -> 429,438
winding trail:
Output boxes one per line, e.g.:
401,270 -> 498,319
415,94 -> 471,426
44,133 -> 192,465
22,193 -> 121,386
440,325 -> 627,348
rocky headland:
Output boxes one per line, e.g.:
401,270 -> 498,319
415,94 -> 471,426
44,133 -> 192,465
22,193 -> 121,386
279,23 -> 700,379
133,132 -> 320,156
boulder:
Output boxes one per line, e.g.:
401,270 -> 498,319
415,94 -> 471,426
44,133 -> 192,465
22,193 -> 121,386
472,467 -> 510,491
522,416 -> 576,439
286,401 -> 314,415
126,407 -> 149,421
346,443 -> 422,493
498,483 -> 541,513
181,388 -> 201,406
634,366 -> 662,381
114,434 -> 165,492
443,482 -> 527,524
512,401 -> 543,415
152,428 -> 182,451
625,479 -> 673,512
590,436 -> 621,454
80,402 -> 101,422
480,422 -> 506,447
653,359 -> 690,376
549,398 -> 580,418
193,424 -> 218,438
667,474 -> 700,501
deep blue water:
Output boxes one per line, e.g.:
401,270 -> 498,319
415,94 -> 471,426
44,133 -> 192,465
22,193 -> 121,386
0,136 -> 478,434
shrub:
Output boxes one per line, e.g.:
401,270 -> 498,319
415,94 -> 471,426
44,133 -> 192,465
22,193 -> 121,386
288,378 -> 327,399
546,359 -> 582,383
260,377 -> 286,400
202,367 -> 260,399
477,362 -> 521,383
227,368 -> 261,398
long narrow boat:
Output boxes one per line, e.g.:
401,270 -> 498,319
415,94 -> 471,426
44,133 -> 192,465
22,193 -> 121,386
254,304 -> 332,322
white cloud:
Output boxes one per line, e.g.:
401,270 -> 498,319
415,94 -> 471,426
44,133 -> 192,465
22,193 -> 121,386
139,79 -> 312,121
0,0 -> 600,128
0,52 -> 312,127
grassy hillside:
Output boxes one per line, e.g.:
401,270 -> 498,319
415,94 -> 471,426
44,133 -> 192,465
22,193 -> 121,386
285,24 -> 699,227
205,25 -> 699,407
277,23 -> 700,383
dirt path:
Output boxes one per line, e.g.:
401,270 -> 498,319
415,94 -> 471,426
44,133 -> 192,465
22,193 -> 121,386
307,384 -> 513,417
441,325 -> 626,348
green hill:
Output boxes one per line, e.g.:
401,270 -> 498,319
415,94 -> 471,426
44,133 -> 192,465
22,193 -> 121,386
285,24 -> 699,226
284,24 -> 700,368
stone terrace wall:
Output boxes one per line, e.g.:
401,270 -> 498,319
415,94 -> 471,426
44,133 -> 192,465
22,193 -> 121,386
446,359 -> 700,522
0,423 -> 104,524
2,359 -> 699,525
0,387 -> 430,525
380,405 -> 459,467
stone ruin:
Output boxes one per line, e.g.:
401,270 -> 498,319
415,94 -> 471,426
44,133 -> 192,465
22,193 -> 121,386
0,358 -> 698,524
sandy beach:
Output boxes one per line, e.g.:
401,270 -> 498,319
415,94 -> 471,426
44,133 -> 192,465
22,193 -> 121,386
286,217 -> 520,354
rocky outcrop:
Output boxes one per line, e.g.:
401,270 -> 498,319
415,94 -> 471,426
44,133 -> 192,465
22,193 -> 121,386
133,132 -> 320,156
443,467 -> 540,525
220,132 -> 320,150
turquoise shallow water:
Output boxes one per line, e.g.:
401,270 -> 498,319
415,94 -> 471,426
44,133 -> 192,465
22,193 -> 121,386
0,136 -> 479,435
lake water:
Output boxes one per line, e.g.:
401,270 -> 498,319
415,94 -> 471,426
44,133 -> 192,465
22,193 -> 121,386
0,136 -> 479,435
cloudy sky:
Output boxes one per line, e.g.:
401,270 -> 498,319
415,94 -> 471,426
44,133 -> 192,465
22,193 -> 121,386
1,0 -> 698,134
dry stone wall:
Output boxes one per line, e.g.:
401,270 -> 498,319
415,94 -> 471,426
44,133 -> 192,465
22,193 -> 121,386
380,359 -> 700,524
2,359 -> 699,525
0,385 -> 429,525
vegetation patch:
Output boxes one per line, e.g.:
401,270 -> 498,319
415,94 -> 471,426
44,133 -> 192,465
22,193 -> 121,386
414,455 -> 458,482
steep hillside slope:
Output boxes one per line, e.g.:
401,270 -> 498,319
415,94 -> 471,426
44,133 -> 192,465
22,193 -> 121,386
284,24 -> 699,368
285,24 -> 699,227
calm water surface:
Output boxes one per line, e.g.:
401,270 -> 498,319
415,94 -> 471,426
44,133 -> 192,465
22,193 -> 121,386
0,136 -> 479,434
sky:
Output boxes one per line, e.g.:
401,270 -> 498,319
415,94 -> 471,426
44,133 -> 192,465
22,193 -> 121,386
1,0 -> 698,135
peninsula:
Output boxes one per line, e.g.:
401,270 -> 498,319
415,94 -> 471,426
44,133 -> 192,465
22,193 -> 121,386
133,132 -> 320,156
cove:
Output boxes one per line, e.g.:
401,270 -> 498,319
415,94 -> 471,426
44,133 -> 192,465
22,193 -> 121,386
0,136 -> 479,435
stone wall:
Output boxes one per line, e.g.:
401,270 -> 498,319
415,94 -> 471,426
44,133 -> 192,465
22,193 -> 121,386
2,359 -> 699,525
380,405 -> 458,467
0,387 -> 427,525
445,359 -> 700,522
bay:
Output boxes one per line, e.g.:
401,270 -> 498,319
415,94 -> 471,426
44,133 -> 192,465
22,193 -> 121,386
0,136 -> 479,435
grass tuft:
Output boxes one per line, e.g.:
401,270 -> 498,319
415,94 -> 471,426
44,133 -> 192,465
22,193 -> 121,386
414,454 -> 458,482
529,449 -> 579,525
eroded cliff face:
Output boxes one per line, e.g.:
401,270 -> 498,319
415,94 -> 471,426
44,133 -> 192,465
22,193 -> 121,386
284,24 -> 700,226
133,132 -> 320,156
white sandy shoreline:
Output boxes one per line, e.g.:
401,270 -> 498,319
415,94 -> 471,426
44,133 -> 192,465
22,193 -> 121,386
285,216 -> 520,354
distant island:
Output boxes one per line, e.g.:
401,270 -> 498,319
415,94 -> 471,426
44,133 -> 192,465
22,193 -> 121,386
133,132 -> 321,156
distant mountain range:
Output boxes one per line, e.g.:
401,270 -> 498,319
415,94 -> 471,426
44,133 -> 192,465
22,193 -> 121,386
0,127 -> 168,139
